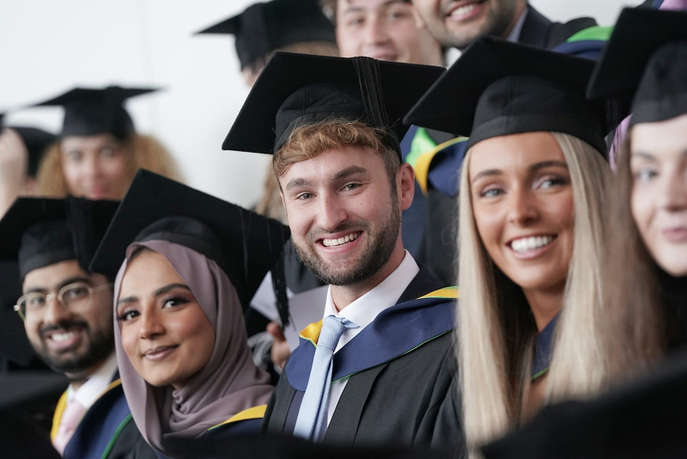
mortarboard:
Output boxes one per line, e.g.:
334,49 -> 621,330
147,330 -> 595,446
587,8 -> 687,127
0,115 -> 56,177
12,127 -> 56,177
90,170 -> 291,312
196,0 -> 336,71
33,86 -> 158,140
0,197 -> 119,280
404,36 -> 607,154
222,52 -> 445,156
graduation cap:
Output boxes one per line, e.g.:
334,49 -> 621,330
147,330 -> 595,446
12,128 -> 56,177
0,197 -> 119,280
222,52 -> 445,156
0,115 -> 57,177
587,8 -> 687,127
404,36 -> 607,154
33,86 -> 158,140
90,170 -> 291,318
196,0 -> 336,71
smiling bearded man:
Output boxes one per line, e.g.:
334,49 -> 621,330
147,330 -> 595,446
223,52 -> 461,450
0,197 -> 154,458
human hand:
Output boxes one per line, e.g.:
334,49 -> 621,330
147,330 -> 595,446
267,321 -> 291,370
0,128 -> 28,217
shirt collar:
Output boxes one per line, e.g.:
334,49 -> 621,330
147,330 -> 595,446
67,352 -> 118,409
507,7 -> 529,42
322,250 -> 420,329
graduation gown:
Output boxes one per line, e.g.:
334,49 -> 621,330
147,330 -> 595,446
263,267 -> 462,450
154,405 -> 267,458
53,378 -> 155,459
481,348 -> 687,459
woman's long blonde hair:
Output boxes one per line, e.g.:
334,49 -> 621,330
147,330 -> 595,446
35,133 -> 182,198
457,132 -> 611,450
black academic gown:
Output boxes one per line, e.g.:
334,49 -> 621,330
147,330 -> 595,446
481,348 -> 687,459
263,267 -> 462,451
55,375 -> 155,459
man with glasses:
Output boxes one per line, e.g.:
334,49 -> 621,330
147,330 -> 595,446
0,196 -> 153,458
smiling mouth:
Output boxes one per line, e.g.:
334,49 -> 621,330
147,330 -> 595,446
321,232 -> 361,247
509,235 -> 556,253
143,345 -> 178,361
447,0 -> 486,20
43,326 -> 85,351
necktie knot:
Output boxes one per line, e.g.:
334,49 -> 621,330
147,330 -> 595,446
318,315 -> 359,351
293,314 -> 359,440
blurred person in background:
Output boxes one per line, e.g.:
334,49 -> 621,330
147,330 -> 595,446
34,86 -> 181,201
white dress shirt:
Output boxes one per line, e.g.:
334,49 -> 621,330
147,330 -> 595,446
320,250 -> 420,425
507,7 -> 529,43
66,352 -> 118,409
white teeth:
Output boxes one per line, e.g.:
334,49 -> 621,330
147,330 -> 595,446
322,232 -> 360,247
52,331 -> 75,342
450,3 -> 478,17
511,236 -> 554,253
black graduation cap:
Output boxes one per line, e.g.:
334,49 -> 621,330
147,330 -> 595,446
404,36 -> 607,154
587,8 -> 687,127
195,0 -> 336,71
12,127 -> 56,177
90,169 -> 291,314
0,115 -> 57,177
222,52 -> 445,156
0,197 -> 119,280
33,86 -> 158,140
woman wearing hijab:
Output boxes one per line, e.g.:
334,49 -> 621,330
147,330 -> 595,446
90,170 -> 289,457
32,86 -> 181,201
588,8 -> 687,379
405,37 -> 611,454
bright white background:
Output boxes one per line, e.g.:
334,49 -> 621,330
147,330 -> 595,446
0,0 -> 641,208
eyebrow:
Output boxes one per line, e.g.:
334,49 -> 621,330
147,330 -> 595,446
25,276 -> 92,295
284,166 -> 368,192
285,177 -> 315,192
472,160 -> 568,182
632,151 -> 687,160
116,283 -> 191,307
333,166 -> 368,181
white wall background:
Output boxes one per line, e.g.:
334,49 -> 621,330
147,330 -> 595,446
0,0 -> 641,208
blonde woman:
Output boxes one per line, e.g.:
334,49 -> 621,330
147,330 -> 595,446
34,86 -> 181,200
405,37 -> 610,452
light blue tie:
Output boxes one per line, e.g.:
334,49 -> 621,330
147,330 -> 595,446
293,314 -> 359,440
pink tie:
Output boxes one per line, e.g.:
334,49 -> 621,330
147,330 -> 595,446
53,399 -> 86,455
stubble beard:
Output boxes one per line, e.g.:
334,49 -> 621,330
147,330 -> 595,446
437,0 -> 518,49
293,200 -> 402,287
35,319 -> 115,376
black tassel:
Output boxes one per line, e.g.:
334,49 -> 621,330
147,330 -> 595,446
271,255 -> 290,328
352,57 -> 390,131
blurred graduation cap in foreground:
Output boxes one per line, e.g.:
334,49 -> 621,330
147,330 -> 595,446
32,86 -> 158,140
405,36 -> 608,155
90,170 -> 291,321
222,52 -> 445,156
196,0 -> 336,71
587,8 -> 687,127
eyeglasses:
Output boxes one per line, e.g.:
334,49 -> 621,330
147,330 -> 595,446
14,282 -> 113,322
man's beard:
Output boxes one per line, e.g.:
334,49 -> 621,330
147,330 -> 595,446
292,199 -> 401,287
36,319 -> 115,375
438,0 -> 518,49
